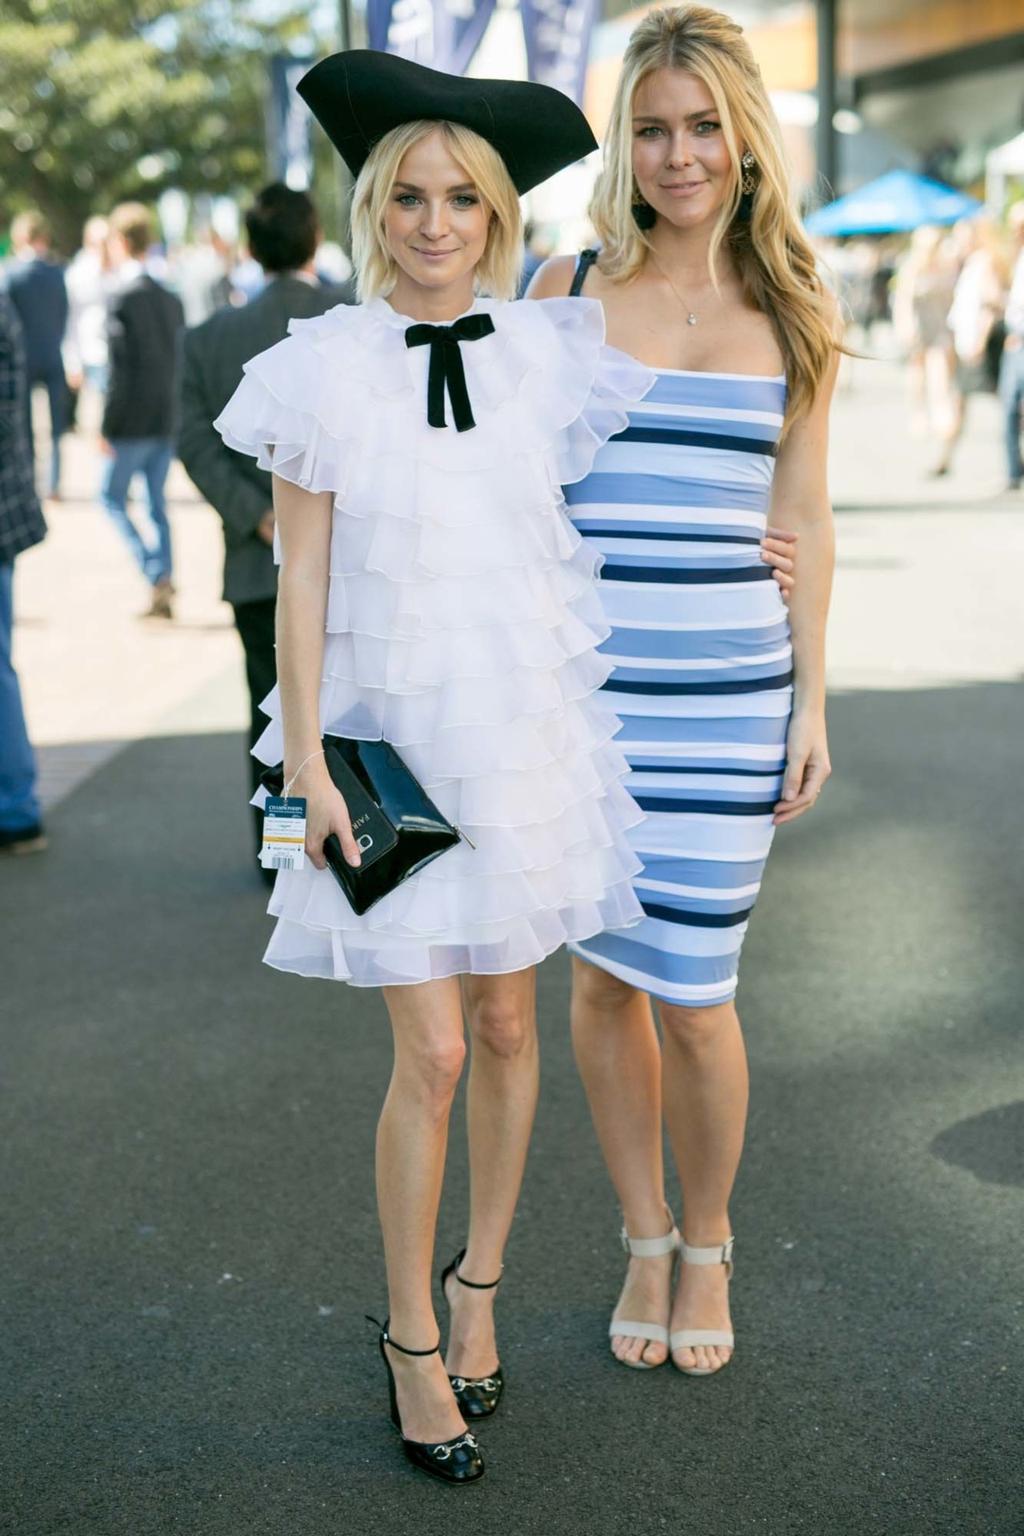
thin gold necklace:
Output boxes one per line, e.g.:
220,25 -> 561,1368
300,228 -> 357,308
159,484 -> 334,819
647,247 -> 703,327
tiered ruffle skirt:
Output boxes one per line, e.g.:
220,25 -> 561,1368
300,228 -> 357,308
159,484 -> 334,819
215,295 -> 655,985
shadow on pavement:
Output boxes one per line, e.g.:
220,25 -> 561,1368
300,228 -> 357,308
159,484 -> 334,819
930,1102 -> 1024,1188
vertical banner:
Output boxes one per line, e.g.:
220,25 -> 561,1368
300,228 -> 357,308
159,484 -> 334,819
366,0 -> 497,74
268,54 -> 316,189
520,0 -> 599,104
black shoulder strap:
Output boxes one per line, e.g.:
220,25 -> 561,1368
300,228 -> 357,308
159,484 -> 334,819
568,248 -> 599,297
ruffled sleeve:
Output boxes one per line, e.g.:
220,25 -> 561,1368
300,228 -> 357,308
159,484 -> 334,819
213,304 -> 377,496
501,297 -> 656,486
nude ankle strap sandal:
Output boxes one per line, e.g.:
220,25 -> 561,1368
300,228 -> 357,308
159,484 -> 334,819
608,1214 -> 680,1371
669,1236 -> 735,1376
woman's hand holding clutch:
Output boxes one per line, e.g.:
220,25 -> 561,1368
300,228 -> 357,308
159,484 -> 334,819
288,757 -> 363,870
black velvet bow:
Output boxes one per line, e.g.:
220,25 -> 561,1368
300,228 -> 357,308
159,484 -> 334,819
405,313 -> 496,432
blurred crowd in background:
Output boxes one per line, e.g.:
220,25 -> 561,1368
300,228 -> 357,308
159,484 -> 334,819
824,207 -> 1024,482
1,182 -> 1023,862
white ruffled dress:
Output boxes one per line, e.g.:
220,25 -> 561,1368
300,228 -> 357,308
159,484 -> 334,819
214,294 -> 655,986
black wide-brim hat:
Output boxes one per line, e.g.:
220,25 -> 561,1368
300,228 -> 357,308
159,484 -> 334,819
297,49 -> 598,195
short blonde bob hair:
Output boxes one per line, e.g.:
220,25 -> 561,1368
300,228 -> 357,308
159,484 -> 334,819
591,5 -> 838,431
350,120 -> 523,302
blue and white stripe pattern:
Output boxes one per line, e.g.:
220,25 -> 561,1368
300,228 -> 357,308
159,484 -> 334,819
565,369 -> 791,1007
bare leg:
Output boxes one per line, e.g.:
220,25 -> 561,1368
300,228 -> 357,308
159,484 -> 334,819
907,351 -> 927,435
377,977 -> 467,1443
570,956 -> 674,1367
924,344 -> 953,447
660,999 -> 748,1375
443,968 -> 539,1378
933,367 -> 964,475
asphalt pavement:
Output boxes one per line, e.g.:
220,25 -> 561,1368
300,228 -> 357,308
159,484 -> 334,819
4,692 -> 1022,1535
2,361 -> 1022,1535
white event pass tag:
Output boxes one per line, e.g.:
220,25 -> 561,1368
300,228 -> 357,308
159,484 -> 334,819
260,796 -> 307,872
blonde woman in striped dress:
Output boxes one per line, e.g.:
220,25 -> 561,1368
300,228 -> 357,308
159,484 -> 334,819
530,4 -> 838,1376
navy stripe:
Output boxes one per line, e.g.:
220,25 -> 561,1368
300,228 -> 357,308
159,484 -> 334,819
606,670 -> 794,696
628,765 -> 783,777
634,796 -> 778,815
602,562 -> 773,584
617,426 -> 778,457
641,900 -> 754,928
575,526 -> 761,545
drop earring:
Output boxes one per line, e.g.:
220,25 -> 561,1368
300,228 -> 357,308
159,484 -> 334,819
631,185 -> 657,231
740,150 -> 757,196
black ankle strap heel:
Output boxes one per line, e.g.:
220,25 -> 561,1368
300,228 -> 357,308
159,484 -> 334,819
366,1315 -> 484,1485
442,1249 -> 503,1291
439,1251 -> 506,1420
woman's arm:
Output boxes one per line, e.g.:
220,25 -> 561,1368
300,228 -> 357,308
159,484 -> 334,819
273,473 -> 361,869
768,349 -> 840,825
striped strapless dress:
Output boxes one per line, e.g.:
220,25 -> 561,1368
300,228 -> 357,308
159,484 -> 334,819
565,367 -> 792,1007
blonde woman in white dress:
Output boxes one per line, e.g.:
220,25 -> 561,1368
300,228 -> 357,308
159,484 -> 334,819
215,51 -> 659,1484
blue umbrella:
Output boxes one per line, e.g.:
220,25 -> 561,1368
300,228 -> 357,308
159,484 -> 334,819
805,169 -> 981,237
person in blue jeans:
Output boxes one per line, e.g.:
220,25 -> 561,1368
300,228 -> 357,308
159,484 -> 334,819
0,292 -> 48,855
100,203 -> 185,619
98,437 -> 175,591
999,202 -> 1024,492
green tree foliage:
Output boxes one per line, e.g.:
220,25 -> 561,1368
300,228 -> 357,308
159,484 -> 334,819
0,1 -> 327,252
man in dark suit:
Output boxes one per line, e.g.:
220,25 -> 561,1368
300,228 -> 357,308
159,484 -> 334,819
100,202 -> 185,619
0,292 -> 48,854
178,184 -> 353,869
4,211 -> 68,501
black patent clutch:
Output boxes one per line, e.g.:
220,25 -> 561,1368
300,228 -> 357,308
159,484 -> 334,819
260,735 -> 462,916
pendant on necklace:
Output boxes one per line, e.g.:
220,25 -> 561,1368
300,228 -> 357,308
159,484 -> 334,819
687,313 -> 698,326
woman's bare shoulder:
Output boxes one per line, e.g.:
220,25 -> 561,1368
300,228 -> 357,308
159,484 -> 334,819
525,254 -> 580,299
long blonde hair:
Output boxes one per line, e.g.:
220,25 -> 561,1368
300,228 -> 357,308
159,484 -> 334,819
350,120 -> 523,302
590,4 -> 837,430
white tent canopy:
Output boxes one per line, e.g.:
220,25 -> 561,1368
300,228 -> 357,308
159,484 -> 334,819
986,131 -> 1024,210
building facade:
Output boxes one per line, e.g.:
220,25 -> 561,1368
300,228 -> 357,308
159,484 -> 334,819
585,0 -> 1024,205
